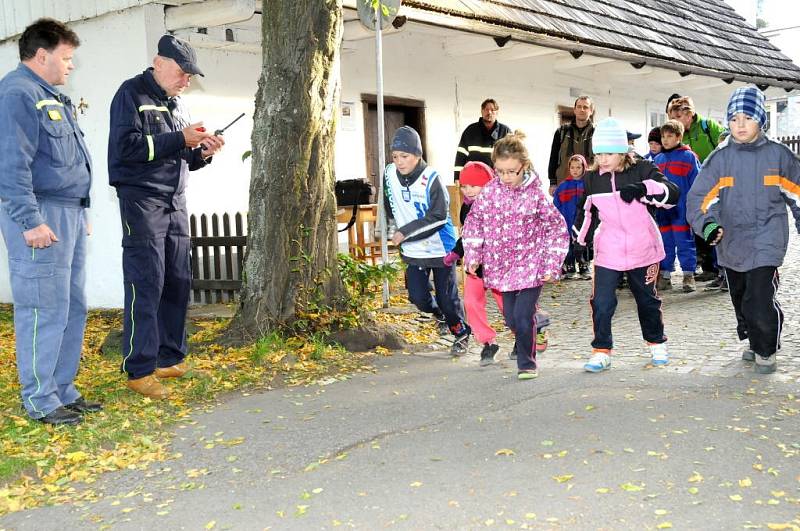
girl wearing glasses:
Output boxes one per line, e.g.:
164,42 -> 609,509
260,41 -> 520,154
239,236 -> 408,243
574,118 -> 680,373
462,132 -> 569,380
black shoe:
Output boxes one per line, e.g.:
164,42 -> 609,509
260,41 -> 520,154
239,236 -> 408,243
578,265 -> 591,280
37,406 -> 81,426
434,315 -> 449,336
479,343 -> 500,366
451,334 -> 469,356
65,396 -> 103,413
509,341 -> 518,360
695,270 -> 718,282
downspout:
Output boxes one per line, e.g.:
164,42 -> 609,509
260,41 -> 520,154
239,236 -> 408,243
165,0 -> 257,31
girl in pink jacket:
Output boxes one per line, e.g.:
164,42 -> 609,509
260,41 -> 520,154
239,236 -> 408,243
574,118 -> 680,372
463,132 -> 569,380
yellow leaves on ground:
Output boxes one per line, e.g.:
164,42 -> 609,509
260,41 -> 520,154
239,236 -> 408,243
494,448 -> 516,456
0,303 -> 380,516
551,474 -> 574,484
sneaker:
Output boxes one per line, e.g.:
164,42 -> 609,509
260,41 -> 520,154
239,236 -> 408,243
695,270 -> 718,282
741,349 -> 756,362
617,276 -> 627,290
578,264 -> 592,280
649,342 -> 669,366
682,274 -> 696,293
517,369 -> 538,380
479,343 -> 499,366
584,350 -> 611,373
657,275 -> 672,291
450,334 -> 469,356
434,315 -> 449,336
704,276 -> 726,292
509,341 -> 518,360
536,331 -> 548,353
754,353 -> 777,374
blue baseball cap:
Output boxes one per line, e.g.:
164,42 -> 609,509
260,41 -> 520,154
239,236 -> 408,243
157,34 -> 204,77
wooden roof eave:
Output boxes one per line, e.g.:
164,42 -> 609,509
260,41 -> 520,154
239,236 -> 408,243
349,2 -> 799,90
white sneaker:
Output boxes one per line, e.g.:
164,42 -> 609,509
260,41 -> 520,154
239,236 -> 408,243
584,351 -> 611,373
650,342 -> 669,366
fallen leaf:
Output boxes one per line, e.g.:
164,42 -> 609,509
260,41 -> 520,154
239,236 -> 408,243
495,449 -> 516,456
552,474 -> 574,483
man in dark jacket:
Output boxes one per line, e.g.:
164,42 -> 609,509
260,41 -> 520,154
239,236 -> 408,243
453,98 -> 510,181
548,96 -> 595,191
108,35 -> 224,399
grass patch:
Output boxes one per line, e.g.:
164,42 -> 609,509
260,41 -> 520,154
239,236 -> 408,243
0,302 -> 379,515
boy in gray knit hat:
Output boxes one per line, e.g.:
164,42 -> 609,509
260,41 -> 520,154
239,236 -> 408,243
383,126 -> 472,356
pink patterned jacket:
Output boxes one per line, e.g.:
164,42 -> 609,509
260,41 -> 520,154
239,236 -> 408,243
463,170 -> 569,292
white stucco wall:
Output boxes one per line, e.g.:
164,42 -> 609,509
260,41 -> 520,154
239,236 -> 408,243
0,6 -> 158,307
0,12 -> 776,308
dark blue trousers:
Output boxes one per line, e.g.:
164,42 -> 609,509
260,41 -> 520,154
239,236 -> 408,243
591,264 -> 666,350
119,198 -> 191,379
501,286 -> 542,371
405,264 -> 469,337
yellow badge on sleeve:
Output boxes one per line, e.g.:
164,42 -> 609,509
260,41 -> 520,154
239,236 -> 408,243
47,109 -> 62,121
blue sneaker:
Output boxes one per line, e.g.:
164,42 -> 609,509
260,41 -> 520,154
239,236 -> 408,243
584,350 -> 611,373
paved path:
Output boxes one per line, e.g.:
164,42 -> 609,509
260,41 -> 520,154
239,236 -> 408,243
2,237 -> 799,531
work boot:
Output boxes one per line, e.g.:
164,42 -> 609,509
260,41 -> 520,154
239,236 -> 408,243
657,275 -> 672,291
127,375 -> 170,399
155,362 -> 190,379
682,273 -> 696,293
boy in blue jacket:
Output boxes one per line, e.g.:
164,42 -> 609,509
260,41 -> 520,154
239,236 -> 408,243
655,120 -> 702,292
687,87 -> 800,374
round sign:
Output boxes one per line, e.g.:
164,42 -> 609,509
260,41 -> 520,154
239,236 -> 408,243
357,0 -> 403,31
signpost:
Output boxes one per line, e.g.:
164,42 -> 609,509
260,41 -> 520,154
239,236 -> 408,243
356,0 -> 402,307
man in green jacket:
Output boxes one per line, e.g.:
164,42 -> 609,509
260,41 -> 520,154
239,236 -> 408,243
669,95 -> 726,285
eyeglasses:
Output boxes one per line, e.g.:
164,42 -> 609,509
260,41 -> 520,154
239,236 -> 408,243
494,167 -> 524,178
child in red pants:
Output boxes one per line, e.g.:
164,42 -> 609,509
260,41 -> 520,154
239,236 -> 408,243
445,162 -> 551,366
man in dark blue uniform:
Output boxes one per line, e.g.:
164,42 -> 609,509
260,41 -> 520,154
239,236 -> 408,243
108,35 -> 224,399
0,19 -> 100,425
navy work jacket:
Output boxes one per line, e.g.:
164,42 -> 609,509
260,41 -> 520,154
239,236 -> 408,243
108,68 -> 208,210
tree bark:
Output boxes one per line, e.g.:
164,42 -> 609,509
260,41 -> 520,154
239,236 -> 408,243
234,0 -> 345,336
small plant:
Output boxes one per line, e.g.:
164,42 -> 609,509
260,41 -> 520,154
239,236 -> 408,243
337,252 -> 401,297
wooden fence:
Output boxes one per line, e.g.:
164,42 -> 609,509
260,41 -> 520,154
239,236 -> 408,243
780,135 -> 800,155
189,212 -> 247,304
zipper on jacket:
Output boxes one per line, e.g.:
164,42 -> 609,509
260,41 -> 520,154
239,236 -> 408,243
610,171 -> 629,271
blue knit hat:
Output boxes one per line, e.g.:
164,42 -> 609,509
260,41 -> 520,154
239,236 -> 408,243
726,86 -> 766,128
391,126 -> 423,156
592,118 -> 629,154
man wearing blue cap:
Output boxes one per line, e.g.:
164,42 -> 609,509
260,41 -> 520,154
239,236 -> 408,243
687,86 -> 800,375
108,35 -> 224,398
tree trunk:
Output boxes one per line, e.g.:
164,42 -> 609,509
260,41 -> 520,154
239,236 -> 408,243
234,0 -> 345,336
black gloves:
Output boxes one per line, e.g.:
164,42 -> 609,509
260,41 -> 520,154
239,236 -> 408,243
703,222 -> 723,245
619,182 -> 647,203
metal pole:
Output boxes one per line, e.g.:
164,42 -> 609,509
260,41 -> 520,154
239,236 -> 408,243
374,0 -> 390,307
